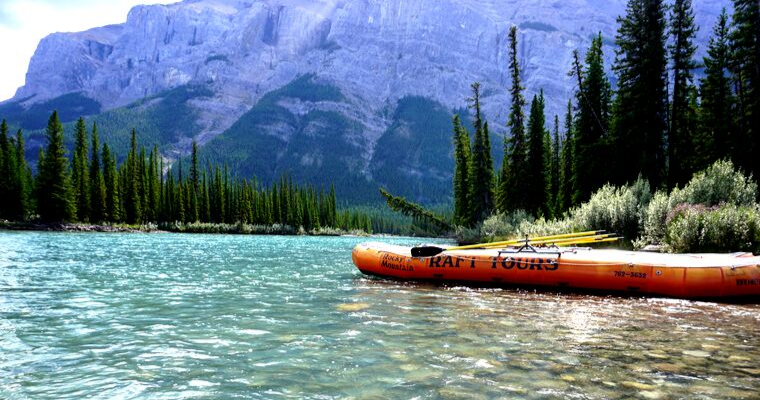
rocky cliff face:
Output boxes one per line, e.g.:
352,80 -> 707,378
6,0 -> 730,202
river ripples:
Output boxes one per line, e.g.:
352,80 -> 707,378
0,232 -> 759,399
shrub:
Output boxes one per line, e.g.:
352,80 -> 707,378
473,178 -> 650,244
665,204 -> 760,253
480,210 -> 533,239
568,177 -> 651,240
471,161 -> 760,253
672,159 -> 756,206
638,160 -> 757,248
515,216 -> 575,239
636,191 -> 676,247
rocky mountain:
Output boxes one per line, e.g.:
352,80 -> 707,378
0,0 -> 730,204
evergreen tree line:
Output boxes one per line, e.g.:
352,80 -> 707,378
1,111 -> 373,233
454,0 -> 760,227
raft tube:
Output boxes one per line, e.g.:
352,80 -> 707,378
352,242 -> 760,300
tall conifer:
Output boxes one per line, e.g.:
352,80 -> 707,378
0,120 -> 10,219
499,26 -> 529,213
102,143 -> 120,222
558,100 -> 575,214
668,0 -> 699,186
125,129 -> 142,224
452,115 -> 473,226
698,9 -> 735,169
71,117 -> 89,221
550,115 -> 561,217
573,35 -> 612,203
467,82 -> 494,222
37,111 -> 75,222
14,130 -> 31,220
190,141 -> 200,221
730,0 -> 760,176
525,91 -> 549,217
611,0 -> 668,188
89,123 -> 106,222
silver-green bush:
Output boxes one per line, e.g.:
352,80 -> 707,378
569,177 -> 651,239
472,178 -> 649,243
665,204 -> 760,253
671,159 -> 756,206
638,160 -> 757,248
468,161 -> 759,253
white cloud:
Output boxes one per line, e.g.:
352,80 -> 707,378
0,0 -> 176,102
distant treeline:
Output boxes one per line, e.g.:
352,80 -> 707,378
453,1 -> 760,227
0,111 -> 376,233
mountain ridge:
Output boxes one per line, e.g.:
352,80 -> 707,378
0,0 -> 730,204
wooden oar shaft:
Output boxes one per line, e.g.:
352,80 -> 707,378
450,230 -> 605,251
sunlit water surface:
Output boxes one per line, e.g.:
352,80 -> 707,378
1,232 -> 759,399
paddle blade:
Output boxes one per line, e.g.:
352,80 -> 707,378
411,246 -> 447,257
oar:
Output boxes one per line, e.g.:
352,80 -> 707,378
410,230 -> 606,257
529,236 -> 621,246
481,233 -> 615,248
452,230 -> 605,251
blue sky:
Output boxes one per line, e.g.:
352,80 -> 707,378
0,0 -> 175,101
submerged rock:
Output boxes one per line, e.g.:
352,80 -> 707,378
336,303 -> 370,311
621,381 -> 656,391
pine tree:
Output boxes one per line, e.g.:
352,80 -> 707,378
201,171 -> 211,222
88,123 -> 106,222
572,35 -> 612,203
668,0 -> 699,186
0,120 -> 10,219
190,141 -> 200,222
37,111 -> 75,222
525,91 -> 549,217
224,165 -> 232,224
611,0 -> 668,188
213,165 -> 224,223
550,115 -> 561,217
165,170 -> 175,222
71,117 -> 89,221
13,129 -> 31,220
730,0 -> 760,177
557,100 -> 575,214
102,143 -> 120,222
452,114 -> 473,226
148,146 -> 161,222
125,129 -> 142,224
499,26 -> 529,213
328,184 -> 337,227
176,162 -> 186,223
467,82 -> 494,222
0,122 -> 26,220
139,147 -> 149,221
698,9 -> 735,169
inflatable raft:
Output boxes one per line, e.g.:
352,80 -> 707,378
352,242 -> 760,300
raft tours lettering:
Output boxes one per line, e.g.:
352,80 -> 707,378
380,253 -> 414,272
427,256 -> 559,271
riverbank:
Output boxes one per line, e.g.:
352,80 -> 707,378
0,220 -> 373,237
0,221 -> 149,233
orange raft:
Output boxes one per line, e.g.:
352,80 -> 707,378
352,242 -> 760,300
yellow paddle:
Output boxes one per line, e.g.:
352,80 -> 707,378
411,230 -> 610,257
451,230 -> 606,251
479,233 -> 616,248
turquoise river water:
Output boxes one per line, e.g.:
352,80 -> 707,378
0,232 -> 759,399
